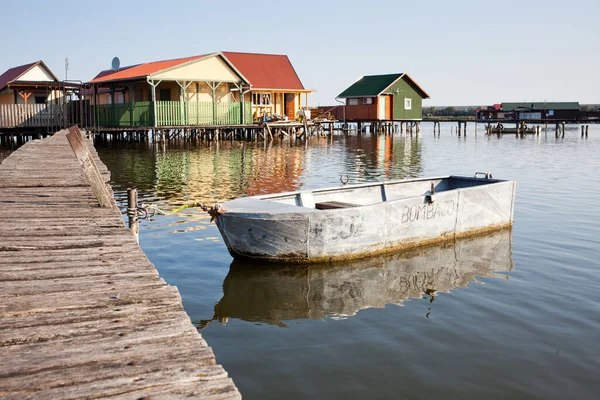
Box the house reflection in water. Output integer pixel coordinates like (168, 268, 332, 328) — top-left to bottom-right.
(200, 229, 513, 327)
(243, 142, 305, 196)
(97, 140, 306, 205)
(342, 135, 423, 181)
(97, 133, 425, 211)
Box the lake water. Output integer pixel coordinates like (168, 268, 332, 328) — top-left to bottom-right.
(93, 123, 600, 400)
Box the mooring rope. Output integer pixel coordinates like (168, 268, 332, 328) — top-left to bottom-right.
(122, 201, 224, 221)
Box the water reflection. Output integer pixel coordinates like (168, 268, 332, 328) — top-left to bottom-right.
(95, 135, 424, 212)
(342, 135, 423, 181)
(201, 229, 513, 327)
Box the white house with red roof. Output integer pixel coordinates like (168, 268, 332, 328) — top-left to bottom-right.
(0, 60, 61, 105)
(88, 51, 312, 128)
(0, 61, 77, 130)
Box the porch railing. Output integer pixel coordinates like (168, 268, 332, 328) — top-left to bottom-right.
(96, 101, 154, 127)
(96, 101, 253, 128)
(0, 104, 65, 129)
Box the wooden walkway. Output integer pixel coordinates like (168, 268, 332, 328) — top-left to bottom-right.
(0, 131, 240, 398)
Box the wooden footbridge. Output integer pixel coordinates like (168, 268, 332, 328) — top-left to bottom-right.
(0, 128, 240, 398)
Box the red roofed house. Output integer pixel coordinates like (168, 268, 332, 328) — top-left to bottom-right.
(221, 52, 312, 121)
(89, 53, 252, 128)
(88, 51, 311, 128)
(0, 60, 61, 105)
(0, 61, 72, 129)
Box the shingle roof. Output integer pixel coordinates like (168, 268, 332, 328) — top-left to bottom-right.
(501, 102, 580, 111)
(89, 52, 306, 90)
(222, 51, 305, 91)
(0, 61, 57, 90)
(338, 73, 403, 98)
(91, 64, 140, 82)
(89, 55, 208, 83)
(337, 73, 430, 99)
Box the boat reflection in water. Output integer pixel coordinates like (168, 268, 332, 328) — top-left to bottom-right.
(202, 229, 513, 327)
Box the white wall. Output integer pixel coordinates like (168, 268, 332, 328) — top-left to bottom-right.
(19, 64, 56, 82)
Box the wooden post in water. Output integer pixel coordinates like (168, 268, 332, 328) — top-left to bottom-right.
(586, 125, 589, 137)
(127, 188, 139, 243)
(582, 125, 585, 137)
(562, 122, 565, 137)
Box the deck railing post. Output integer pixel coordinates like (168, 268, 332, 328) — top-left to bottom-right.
(127, 188, 139, 243)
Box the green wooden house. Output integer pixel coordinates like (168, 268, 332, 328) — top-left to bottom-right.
(337, 73, 430, 121)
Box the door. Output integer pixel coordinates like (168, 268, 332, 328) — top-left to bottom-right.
(378, 96, 387, 120)
(285, 93, 296, 120)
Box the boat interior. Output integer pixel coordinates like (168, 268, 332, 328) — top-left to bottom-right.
(264, 175, 501, 209)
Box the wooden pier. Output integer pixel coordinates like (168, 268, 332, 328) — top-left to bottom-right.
(0, 129, 240, 398)
(90, 119, 332, 142)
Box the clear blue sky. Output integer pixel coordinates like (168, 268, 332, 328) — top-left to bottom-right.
(1, 0, 598, 106)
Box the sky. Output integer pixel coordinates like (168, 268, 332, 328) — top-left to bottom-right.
(1, 0, 598, 106)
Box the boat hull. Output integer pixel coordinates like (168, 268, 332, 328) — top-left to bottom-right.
(487, 128, 537, 134)
(215, 176, 516, 263)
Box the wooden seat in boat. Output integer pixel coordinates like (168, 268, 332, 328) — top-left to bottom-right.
(315, 201, 360, 210)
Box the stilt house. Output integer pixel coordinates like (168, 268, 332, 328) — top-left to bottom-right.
(89, 53, 252, 128)
(337, 73, 429, 121)
(0, 61, 78, 130)
(89, 51, 312, 128)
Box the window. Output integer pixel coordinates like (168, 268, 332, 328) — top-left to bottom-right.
(34, 96, 46, 104)
(347, 98, 359, 105)
(252, 92, 272, 106)
(159, 88, 171, 101)
(404, 98, 412, 110)
(362, 97, 373, 104)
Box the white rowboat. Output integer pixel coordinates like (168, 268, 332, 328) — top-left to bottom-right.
(215, 173, 516, 263)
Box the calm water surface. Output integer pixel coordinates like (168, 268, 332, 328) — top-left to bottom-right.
(95, 123, 600, 399)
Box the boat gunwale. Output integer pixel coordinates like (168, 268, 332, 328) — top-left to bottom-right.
(223, 176, 512, 216)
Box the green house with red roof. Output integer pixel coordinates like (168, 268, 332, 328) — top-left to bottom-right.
(337, 73, 430, 121)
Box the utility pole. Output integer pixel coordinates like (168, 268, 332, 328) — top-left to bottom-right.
(65, 57, 69, 81)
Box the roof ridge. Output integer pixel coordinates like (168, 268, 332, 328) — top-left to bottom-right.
(362, 72, 404, 77)
(222, 51, 289, 57)
(0, 60, 46, 90)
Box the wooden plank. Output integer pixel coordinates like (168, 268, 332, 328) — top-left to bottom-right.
(65, 126, 114, 207)
(315, 200, 360, 209)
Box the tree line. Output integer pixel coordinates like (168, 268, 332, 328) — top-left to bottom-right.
(423, 106, 479, 117)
